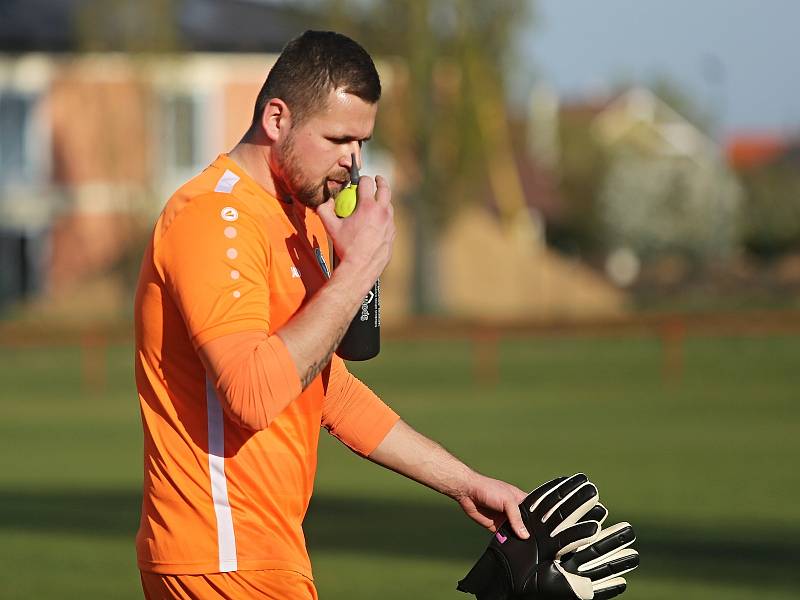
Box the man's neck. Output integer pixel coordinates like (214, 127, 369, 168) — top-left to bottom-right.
(228, 140, 281, 200)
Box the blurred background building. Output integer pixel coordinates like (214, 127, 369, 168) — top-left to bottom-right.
(0, 0, 310, 320)
(2, 0, 800, 326)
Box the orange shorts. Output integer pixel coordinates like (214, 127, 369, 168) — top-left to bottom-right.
(140, 569, 318, 600)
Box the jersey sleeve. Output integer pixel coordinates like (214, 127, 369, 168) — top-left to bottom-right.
(157, 193, 271, 348)
(321, 354, 400, 456)
(199, 330, 302, 431)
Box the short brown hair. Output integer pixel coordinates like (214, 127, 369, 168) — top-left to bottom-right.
(251, 30, 381, 127)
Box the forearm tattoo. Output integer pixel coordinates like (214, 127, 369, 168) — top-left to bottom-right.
(300, 323, 348, 389)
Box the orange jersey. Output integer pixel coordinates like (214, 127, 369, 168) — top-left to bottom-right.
(134, 154, 398, 577)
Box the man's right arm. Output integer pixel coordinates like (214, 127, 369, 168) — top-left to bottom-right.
(275, 257, 381, 389)
(198, 175, 394, 430)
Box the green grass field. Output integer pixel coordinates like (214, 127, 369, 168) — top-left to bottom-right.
(1, 333, 798, 599)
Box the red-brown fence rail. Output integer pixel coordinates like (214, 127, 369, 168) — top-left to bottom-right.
(2, 310, 800, 391)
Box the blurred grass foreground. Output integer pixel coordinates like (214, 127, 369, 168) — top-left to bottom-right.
(1, 331, 798, 599)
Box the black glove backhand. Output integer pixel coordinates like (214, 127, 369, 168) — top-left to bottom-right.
(553, 521, 640, 600)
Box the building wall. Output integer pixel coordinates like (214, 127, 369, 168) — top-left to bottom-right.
(1, 52, 625, 321)
(1, 53, 278, 303)
(49, 61, 151, 185)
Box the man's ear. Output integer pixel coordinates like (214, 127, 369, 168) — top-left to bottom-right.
(262, 98, 292, 143)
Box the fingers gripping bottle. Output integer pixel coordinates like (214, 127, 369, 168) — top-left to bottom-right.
(333, 153, 380, 361)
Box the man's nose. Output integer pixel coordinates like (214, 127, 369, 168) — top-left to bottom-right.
(344, 143, 361, 171)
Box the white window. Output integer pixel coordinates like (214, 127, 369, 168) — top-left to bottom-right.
(164, 93, 200, 170)
(0, 91, 37, 184)
(160, 91, 216, 188)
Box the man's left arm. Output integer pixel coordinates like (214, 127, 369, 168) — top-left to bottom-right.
(321, 358, 530, 540)
(367, 420, 531, 540)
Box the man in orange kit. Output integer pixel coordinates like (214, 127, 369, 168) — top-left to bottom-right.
(134, 31, 537, 599)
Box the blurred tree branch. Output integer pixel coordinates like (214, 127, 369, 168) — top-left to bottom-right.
(740, 161, 800, 259)
(313, 0, 535, 313)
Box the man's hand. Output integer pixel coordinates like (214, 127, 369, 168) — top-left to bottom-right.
(276, 175, 395, 390)
(317, 174, 395, 296)
(455, 473, 530, 539)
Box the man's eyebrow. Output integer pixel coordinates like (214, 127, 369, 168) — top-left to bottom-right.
(328, 133, 372, 142)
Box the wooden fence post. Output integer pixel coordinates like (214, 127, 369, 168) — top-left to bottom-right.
(660, 318, 685, 383)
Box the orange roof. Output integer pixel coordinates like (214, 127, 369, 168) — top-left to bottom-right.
(726, 134, 787, 170)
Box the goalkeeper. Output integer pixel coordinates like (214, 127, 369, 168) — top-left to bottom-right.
(135, 30, 581, 600)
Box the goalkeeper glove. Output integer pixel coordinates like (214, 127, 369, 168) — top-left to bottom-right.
(457, 474, 602, 600)
(550, 521, 640, 600)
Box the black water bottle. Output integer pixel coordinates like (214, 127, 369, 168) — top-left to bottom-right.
(336, 277, 380, 361)
(332, 153, 380, 361)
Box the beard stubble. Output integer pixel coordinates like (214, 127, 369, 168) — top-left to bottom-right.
(278, 132, 348, 208)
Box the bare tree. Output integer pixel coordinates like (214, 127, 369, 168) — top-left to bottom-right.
(314, 0, 536, 313)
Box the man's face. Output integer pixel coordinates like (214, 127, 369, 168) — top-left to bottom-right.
(275, 88, 377, 208)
